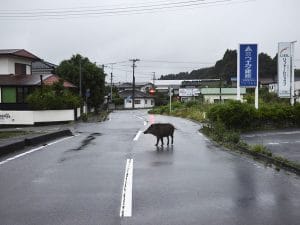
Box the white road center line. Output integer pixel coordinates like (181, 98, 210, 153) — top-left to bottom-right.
(120, 158, 133, 217)
(133, 130, 142, 141)
(0, 135, 78, 166)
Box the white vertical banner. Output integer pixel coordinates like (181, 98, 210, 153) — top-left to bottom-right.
(278, 42, 291, 98)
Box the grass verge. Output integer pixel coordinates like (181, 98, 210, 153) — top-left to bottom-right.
(0, 131, 32, 139)
(201, 124, 300, 175)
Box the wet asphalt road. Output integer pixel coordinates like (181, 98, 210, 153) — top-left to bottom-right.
(0, 110, 300, 225)
(242, 129, 300, 162)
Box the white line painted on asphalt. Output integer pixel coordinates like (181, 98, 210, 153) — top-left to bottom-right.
(133, 130, 142, 141)
(120, 158, 133, 217)
(134, 115, 144, 121)
(0, 135, 78, 166)
(267, 142, 280, 145)
(243, 130, 300, 138)
(198, 132, 209, 141)
(144, 121, 147, 126)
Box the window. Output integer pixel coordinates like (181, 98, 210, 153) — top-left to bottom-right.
(145, 100, 148, 104)
(151, 100, 154, 105)
(134, 99, 141, 104)
(2, 87, 17, 103)
(16, 87, 29, 103)
(15, 63, 26, 75)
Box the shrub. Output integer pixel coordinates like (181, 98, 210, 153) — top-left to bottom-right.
(26, 80, 82, 110)
(207, 100, 257, 130)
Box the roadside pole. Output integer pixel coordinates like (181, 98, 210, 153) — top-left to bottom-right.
(291, 41, 297, 106)
(237, 48, 241, 101)
(255, 45, 259, 109)
(169, 86, 172, 113)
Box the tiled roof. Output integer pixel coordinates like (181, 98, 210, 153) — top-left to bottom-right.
(119, 89, 153, 98)
(0, 74, 76, 88)
(32, 60, 57, 70)
(0, 49, 40, 60)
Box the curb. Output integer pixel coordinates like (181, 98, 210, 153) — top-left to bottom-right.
(0, 129, 73, 157)
(237, 146, 300, 176)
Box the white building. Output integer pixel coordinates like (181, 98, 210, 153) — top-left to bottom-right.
(201, 88, 246, 103)
(269, 81, 300, 102)
(119, 90, 155, 109)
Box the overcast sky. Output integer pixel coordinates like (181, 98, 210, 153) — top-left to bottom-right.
(1, 0, 299, 82)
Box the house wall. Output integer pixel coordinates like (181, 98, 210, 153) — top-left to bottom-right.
(0, 109, 76, 125)
(124, 98, 154, 109)
(0, 57, 32, 75)
(203, 94, 244, 104)
(0, 58, 9, 75)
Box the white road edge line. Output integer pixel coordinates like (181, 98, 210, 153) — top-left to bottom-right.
(0, 135, 78, 166)
(198, 132, 209, 141)
(120, 158, 133, 217)
(133, 130, 142, 141)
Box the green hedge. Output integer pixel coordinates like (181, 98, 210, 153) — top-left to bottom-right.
(207, 100, 300, 130)
(27, 81, 82, 110)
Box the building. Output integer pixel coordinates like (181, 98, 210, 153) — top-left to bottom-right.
(201, 87, 246, 103)
(0, 49, 78, 125)
(119, 90, 155, 109)
(32, 60, 57, 75)
(114, 82, 153, 93)
(269, 80, 300, 102)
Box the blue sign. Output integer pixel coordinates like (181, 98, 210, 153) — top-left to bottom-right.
(239, 44, 258, 87)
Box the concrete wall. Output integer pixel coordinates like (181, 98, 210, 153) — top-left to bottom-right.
(0, 109, 78, 125)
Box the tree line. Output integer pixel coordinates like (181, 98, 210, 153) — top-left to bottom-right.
(160, 49, 300, 82)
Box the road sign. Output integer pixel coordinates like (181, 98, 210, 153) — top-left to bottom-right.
(278, 42, 291, 98)
(239, 44, 258, 87)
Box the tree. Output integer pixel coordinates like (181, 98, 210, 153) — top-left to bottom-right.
(26, 79, 81, 110)
(56, 54, 106, 111)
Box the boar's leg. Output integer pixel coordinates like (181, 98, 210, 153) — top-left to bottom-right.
(155, 137, 159, 146)
(171, 134, 174, 145)
(167, 136, 169, 145)
(160, 137, 164, 146)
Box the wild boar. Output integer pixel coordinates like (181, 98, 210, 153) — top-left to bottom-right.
(144, 123, 175, 146)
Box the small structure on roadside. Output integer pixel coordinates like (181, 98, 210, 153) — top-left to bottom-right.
(201, 87, 246, 103)
(119, 90, 155, 109)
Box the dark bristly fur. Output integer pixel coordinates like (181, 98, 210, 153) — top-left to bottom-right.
(144, 123, 175, 146)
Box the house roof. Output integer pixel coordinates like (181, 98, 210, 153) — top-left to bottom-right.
(119, 90, 153, 99)
(32, 60, 57, 70)
(0, 74, 76, 88)
(115, 82, 153, 88)
(0, 49, 40, 61)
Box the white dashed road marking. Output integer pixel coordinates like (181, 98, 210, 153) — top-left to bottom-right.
(133, 130, 142, 141)
(120, 158, 133, 217)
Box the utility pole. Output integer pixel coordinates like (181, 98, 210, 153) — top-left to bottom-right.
(152, 72, 156, 85)
(110, 64, 114, 103)
(129, 59, 140, 109)
(219, 75, 222, 103)
(79, 58, 82, 97)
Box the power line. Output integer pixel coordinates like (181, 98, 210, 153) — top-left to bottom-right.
(140, 59, 214, 64)
(0, 0, 254, 19)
